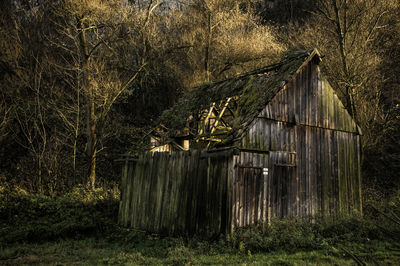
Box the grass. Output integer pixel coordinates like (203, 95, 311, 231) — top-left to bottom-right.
(0, 185, 399, 265)
(1, 237, 399, 265)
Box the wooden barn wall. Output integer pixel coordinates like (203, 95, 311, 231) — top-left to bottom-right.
(238, 60, 362, 218)
(118, 150, 233, 236)
(259, 61, 358, 133)
(240, 119, 361, 218)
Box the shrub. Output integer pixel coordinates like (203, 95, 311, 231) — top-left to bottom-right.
(231, 219, 324, 253)
(230, 206, 400, 254)
(0, 185, 120, 245)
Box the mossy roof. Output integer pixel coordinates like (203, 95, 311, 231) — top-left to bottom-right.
(159, 49, 321, 142)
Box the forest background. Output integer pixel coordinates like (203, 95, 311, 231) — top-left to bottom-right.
(0, 0, 399, 195)
(0, 0, 400, 264)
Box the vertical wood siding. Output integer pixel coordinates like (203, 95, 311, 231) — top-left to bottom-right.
(232, 152, 269, 228)
(259, 62, 358, 133)
(118, 150, 233, 236)
(239, 60, 362, 218)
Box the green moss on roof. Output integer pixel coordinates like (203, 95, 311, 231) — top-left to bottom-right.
(159, 49, 319, 136)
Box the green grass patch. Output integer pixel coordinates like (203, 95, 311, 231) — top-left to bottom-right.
(0, 237, 399, 265)
(1, 186, 399, 265)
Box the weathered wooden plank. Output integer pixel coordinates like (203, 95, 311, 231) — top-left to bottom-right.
(222, 155, 230, 232)
(286, 83, 292, 123)
(316, 128, 322, 216)
(343, 132, 349, 215)
(336, 131, 342, 215)
(140, 152, 152, 229)
(263, 153, 268, 222)
(160, 152, 173, 232)
(256, 154, 263, 223)
(252, 156, 258, 224)
(327, 130, 334, 216)
(319, 78, 325, 126)
(311, 127, 318, 216)
(137, 154, 149, 226)
(232, 155, 240, 230)
(226, 153, 233, 234)
(343, 132, 350, 215)
(303, 126, 308, 217)
(195, 152, 207, 234)
(153, 152, 167, 232)
(244, 154, 250, 226)
(356, 135, 362, 214)
(119, 159, 131, 226)
(345, 135, 351, 214)
(132, 154, 143, 227)
(232, 155, 237, 228)
(218, 156, 226, 234)
(184, 150, 194, 234)
(146, 152, 158, 231)
(311, 64, 317, 128)
(128, 154, 139, 228)
(213, 156, 223, 235)
(125, 162, 135, 226)
(237, 155, 242, 227)
(176, 152, 187, 233)
(322, 131, 329, 216)
(245, 153, 250, 226)
(174, 152, 185, 234)
(293, 126, 301, 217)
(306, 63, 311, 126)
(284, 86, 289, 122)
(265, 119, 271, 151)
(337, 132, 345, 215)
(293, 70, 300, 125)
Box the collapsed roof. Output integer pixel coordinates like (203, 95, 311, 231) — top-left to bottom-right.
(156, 49, 322, 148)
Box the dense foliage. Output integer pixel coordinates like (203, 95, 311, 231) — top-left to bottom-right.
(0, 0, 398, 194)
(0, 186, 399, 264)
(0, 185, 120, 244)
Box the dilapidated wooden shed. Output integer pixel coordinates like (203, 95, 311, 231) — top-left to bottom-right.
(118, 49, 362, 237)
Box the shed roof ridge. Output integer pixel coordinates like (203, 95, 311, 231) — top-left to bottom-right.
(193, 48, 318, 90)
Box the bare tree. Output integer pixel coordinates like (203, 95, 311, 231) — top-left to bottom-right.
(169, 0, 284, 87)
(313, 0, 394, 123)
(49, 0, 154, 189)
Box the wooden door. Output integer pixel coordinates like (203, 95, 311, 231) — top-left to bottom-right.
(232, 152, 269, 228)
(269, 151, 297, 219)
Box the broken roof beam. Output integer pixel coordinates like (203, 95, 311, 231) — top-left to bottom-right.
(210, 97, 232, 134)
(211, 107, 230, 128)
(198, 103, 215, 137)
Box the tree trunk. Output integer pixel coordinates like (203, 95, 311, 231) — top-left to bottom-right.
(78, 16, 97, 189)
(204, 10, 211, 82)
(87, 82, 97, 190)
(332, 0, 358, 124)
(37, 157, 42, 193)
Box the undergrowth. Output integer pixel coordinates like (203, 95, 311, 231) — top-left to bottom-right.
(230, 190, 400, 254)
(0, 185, 120, 244)
(0, 185, 399, 265)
